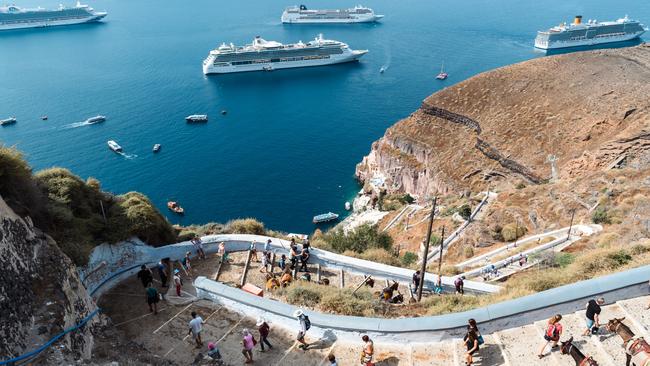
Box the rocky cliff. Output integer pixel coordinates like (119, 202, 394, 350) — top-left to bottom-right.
(0, 195, 99, 362)
(356, 44, 650, 198)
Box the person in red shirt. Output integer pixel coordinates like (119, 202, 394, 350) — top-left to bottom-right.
(256, 317, 273, 352)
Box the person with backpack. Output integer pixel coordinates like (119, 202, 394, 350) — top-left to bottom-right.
(241, 329, 255, 364)
(206, 342, 223, 365)
(468, 319, 484, 346)
(137, 264, 154, 288)
(463, 328, 480, 365)
(455, 276, 465, 295)
(583, 297, 605, 335)
(360, 335, 374, 366)
(157, 260, 168, 287)
(145, 283, 159, 315)
(256, 317, 273, 352)
(538, 314, 563, 359)
(293, 309, 311, 350)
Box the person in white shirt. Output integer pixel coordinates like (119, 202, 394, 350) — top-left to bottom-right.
(188, 311, 205, 347)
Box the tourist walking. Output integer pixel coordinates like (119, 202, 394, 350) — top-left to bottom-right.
(538, 314, 563, 358)
(455, 276, 465, 295)
(264, 239, 272, 253)
(328, 354, 337, 366)
(173, 269, 183, 297)
(290, 242, 300, 268)
(145, 283, 159, 314)
(218, 242, 230, 263)
(137, 264, 154, 288)
(279, 254, 287, 271)
(299, 246, 310, 272)
(412, 270, 421, 293)
(583, 297, 605, 335)
(188, 311, 205, 348)
(191, 236, 206, 260)
(182, 251, 192, 273)
(463, 328, 480, 365)
(302, 236, 310, 250)
(294, 309, 311, 350)
(468, 319, 484, 346)
(434, 275, 443, 295)
(257, 317, 273, 352)
(241, 329, 255, 363)
(157, 260, 168, 287)
(360, 335, 374, 366)
(250, 241, 259, 262)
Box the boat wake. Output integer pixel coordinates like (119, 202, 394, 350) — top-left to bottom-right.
(62, 121, 93, 129)
(117, 152, 138, 160)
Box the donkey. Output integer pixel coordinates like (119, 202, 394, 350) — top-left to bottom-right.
(606, 318, 650, 366)
(560, 337, 598, 366)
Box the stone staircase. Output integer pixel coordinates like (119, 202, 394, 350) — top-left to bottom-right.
(324, 295, 650, 366)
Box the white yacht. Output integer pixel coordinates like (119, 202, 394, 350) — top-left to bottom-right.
(203, 34, 368, 74)
(1, 117, 17, 126)
(85, 115, 106, 124)
(281, 5, 383, 24)
(107, 140, 122, 152)
(0, 1, 107, 31)
(185, 114, 208, 122)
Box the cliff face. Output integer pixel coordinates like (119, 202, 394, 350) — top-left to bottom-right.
(357, 45, 650, 198)
(0, 195, 98, 362)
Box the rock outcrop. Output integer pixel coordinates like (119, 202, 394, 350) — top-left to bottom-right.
(0, 195, 99, 362)
(356, 44, 650, 198)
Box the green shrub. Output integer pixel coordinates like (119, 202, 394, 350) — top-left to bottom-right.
(592, 207, 611, 224)
(463, 246, 474, 258)
(424, 294, 480, 315)
(501, 223, 527, 242)
(554, 253, 575, 268)
(458, 204, 472, 220)
(401, 251, 418, 266)
(324, 224, 393, 253)
(515, 183, 526, 189)
(345, 248, 401, 267)
(226, 218, 266, 235)
(286, 286, 322, 307)
(631, 244, 650, 255)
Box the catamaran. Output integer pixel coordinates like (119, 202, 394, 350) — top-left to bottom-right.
(436, 63, 448, 80)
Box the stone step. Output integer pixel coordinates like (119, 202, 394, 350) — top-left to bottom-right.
(412, 342, 455, 366)
(531, 320, 574, 366)
(617, 295, 650, 337)
(496, 324, 552, 366)
(558, 311, 615, 366)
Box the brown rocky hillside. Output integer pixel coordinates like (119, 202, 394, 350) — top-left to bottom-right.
(357, 44, 650, 197)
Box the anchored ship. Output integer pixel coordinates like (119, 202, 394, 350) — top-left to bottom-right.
(535, 15, 647, 50)
(281, 4, 383, 24)
(0, 1, 107, 31)
(202, 34, 368, 74)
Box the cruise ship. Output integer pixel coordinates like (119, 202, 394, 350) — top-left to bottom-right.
(202, 34, 368, 74)
(0, 1, 107, 31)
(281, 5, 383, 24)
(535, 15, 647, 50)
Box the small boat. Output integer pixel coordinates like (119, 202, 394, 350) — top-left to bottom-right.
(153, 144, 161, 153)
(86, 115, 106, 124)
(167, 201, 184, 215)
(262, 65, 274, 72)
(345, 201, 352, 211)
(221, 110, 227, 115)
(436, 63, 448, 80)
(41, 115, 48, 120)
(107, 140, 122, 153)
(185, 114, 208, 123)
(313, 212, 339, 224)
(0, 117, 17, 126)
(379, 66, 386, 73)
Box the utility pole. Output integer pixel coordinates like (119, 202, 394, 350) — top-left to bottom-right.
(417, 196, 437, 302)
(567, 209, 576, 241)
(437, 226, 446, 276)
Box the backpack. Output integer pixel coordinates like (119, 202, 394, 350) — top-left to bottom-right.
(546, 324, 559, 340)
(303, 315, 311, 331)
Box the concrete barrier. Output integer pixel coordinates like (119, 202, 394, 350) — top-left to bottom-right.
(194, 265, 650, 341)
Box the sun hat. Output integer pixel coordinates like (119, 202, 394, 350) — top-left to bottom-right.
(256, 317, 266, 327)
(293, 309, 304, 318)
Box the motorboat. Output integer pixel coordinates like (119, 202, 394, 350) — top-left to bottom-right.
(153, 144, 161, 153)
(86, 115, 106, 124)
(167, 201, 184, 215)
(186, 114, 208, 123)
(41, 115, 48, 120)
(107, 140, 122, 152)
(0, 117, 17, 126)
(313, 212, 339, 224)
(345, 201, 352, 211)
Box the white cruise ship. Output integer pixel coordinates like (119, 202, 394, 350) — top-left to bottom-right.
(281, 5, 383, 24)
(0, 1, 106, 31)
(535, 15, 646, 50)
(202, 34, 368, 74)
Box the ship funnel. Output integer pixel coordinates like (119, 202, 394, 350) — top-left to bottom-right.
(574, 15, 582, 24)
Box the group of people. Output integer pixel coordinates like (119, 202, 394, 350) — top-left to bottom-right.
(411, 270, 445, 296)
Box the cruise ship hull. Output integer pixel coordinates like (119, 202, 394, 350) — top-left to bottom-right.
(203, 51, 367, 74)
(535, 30, 644, 50)
(281, 14, 383, 24)
(0, 13, 106, 31)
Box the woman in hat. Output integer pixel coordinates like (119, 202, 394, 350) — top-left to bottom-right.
(257, 317, 273, 351)
(173, 269, 183, 297)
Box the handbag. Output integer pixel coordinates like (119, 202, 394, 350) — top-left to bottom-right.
(477, 335, 485, 345)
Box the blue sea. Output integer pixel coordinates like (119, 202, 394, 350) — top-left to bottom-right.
(1, 0, 648, 233)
